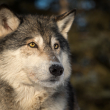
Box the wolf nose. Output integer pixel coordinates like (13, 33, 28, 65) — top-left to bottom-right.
(49, 65, 64, 76)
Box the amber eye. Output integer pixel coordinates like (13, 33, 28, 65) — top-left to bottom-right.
(28, 42, 37, 48)
(54, 43, 59, 49)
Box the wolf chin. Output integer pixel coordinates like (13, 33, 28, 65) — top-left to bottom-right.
(0, 4, 79, 110)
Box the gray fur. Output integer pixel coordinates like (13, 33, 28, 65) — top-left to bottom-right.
(0, 4, 79, 110)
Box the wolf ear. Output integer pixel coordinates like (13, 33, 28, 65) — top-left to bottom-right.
(0, 4, 20, 37)
(55, 9, 76, 39)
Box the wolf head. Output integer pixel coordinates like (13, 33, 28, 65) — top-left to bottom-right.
(0, 4, 76, 88)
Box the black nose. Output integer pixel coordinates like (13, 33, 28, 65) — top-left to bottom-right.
(49, 65, 64, 76)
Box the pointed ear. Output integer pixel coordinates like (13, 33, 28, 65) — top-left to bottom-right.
(55, 9, 76, 39)
(0, 4, 20, 37)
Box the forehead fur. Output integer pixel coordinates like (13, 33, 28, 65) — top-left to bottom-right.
(19, 15, 57, 35)
(0, 14, 70, 53)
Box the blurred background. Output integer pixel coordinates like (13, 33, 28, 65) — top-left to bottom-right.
(0, 0, 110, 110)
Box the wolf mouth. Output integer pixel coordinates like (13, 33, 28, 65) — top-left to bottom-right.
(41, 77, 60, 83)
(49, 76, 60, 82)
(50, 79, 59, 82)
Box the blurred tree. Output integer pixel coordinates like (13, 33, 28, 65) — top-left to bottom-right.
(59, 0, 69, 14)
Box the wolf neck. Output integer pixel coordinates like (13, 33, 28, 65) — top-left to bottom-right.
(14, 82, 52, 110)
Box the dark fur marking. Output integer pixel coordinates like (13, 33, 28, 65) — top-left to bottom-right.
(0, 79, 18, 109)
(55, 9, 76, 21)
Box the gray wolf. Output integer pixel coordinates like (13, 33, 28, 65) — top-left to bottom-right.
(0, 4, 79, 110)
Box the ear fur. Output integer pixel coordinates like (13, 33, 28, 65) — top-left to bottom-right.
(55, 9, 76, 39)
(0, 4, 20, 37)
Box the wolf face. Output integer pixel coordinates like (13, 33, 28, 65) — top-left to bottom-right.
(0, 5, 76, 88)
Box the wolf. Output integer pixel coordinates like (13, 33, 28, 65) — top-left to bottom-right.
(0, 4, 79, 110)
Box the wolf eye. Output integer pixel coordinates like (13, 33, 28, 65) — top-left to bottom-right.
(54, 43, 59, 49)
(28, 42, 38, 48)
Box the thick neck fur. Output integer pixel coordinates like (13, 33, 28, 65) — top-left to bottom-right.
(0, 51, 58, 109)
